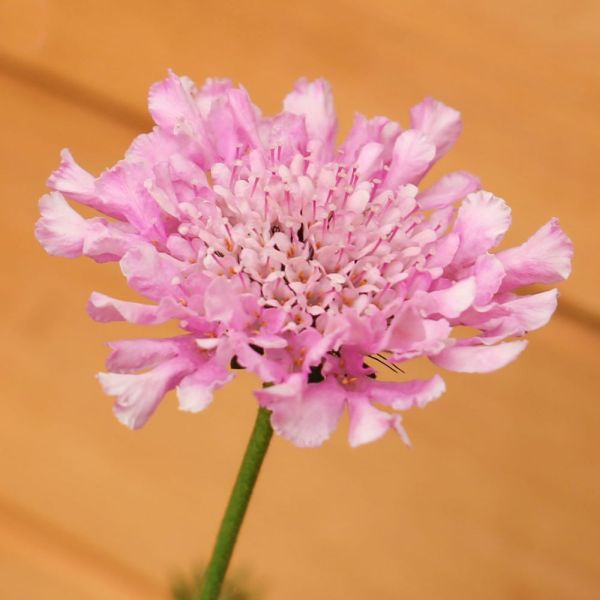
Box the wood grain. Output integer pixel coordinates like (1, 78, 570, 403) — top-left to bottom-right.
(0, 2, 599, 598)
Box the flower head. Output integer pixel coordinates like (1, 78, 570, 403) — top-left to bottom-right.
(35, 72, 573, 447)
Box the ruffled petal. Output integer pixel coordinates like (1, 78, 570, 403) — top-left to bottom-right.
(105, 338, 185, 372)
(98, 357, 193, 429)
(430, 340, 528, 373)
(256, 375, 345, 448)
(383, 129, 435, 189)
(414, 277, 477, 318)
(497, 218, 573, 291)
(35, 192, 85, 258)
(176, 359, 233, 412)
(463, 289, 559, 345)
(120, 244, 185, 300)
(347, 396, 395, 447)
(472, 254, 505, 306)
(367, 374, 446, 409)
(417, 171, 480, 210)
(453, 191, 512, 266)
(148, 70, 200, 133)
(87, 292, 184, 324)
(410, 97, 462, 159)
(47, 149, 96, 201)
(283, 78, 337, 152)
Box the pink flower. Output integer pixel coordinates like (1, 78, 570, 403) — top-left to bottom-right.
(35, 72, 573, 447)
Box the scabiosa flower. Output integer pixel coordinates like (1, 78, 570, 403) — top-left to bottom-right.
(35, 72, 573, 447)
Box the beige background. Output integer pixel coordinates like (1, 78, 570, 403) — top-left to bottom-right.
(0, 1, 599, 598)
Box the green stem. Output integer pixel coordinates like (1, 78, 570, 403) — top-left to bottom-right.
(199, 406, 274, 600)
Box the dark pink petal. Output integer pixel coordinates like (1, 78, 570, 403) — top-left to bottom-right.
(430, 340, 528, 373)
(453, 191, 511, 266)
(256, 375, 345, 448)
(410, 97, 462, 159)
(417, 171, 481, 210)
(497, 218, 573, 291)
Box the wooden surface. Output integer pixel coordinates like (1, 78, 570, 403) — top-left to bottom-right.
(1, 1, 599, 598)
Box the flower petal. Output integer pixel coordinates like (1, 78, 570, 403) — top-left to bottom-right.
(176, 359, 233, 413)
(453, 191, 512, 266)
(106, 337, 185, 372)
(120, 244, 184, 300)
(256, 375, 345, 448)
(98, 358, 193, 429)
(35, 192, 85, 258)
(347, 396, 395, 448)
(410, 97, 462, 159)
(47, 149, 96, 201)
(367, 375, 446, 409)
(415, 277, 477, 318)
(430, 340, 528, 373)
(283, 78, 337, 152)
(383, 129, 435, 189)
(417, 171, 481, 210)
(87, 292, 183, 324)
(497, 218, 573, 291)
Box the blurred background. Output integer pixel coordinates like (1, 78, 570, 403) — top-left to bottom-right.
(1, 1, 599, 598)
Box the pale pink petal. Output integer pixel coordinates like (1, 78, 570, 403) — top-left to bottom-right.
(87, 292, 183, 324)
(148, 70, 199, 133)
(383, 129, 435, 189)
(260, 112, 308, 160)
(453, 191, 512, 266)
(82, 221, 137, 262)
(283, 78, 337, 151)
(225, 86, 262, 148)
(430, 340, 528, 373)
(347, 396, 394, 447)
(256, 375, 345, 448)
(497, 218, 573, 291)
(47, 149, 96, 201)
(367, 375, 446, 409)
(176, 360, 233, 412)
(415, 277, 477, 318)
(465, 290, 559, 344)
(98, 357, 193, 429)
(204, 277, 242, 324)
(120, 244, 184, 300)
(106, 338, 184, 372)
(410, 97, 462, 159)
(339, 114, 400, 163)
(417, 171, 481, 210)
(35, 192, 85, 258)
(473, 254, 505, 306)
